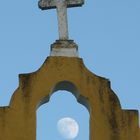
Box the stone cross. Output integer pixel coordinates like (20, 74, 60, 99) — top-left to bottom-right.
(38, 0, 84, 40)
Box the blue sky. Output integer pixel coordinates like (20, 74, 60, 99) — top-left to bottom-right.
(37, 91, 89, 140)
(0, 0, 140, 139)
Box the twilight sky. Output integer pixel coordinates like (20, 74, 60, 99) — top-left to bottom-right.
(0, 0, 140, 140)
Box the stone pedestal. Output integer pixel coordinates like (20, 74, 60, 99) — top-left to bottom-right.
(50, 40, 79, 57)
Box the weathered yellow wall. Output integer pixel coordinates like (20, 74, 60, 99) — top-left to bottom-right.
(0, 56, 139, 140)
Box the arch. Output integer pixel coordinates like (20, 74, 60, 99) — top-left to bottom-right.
(1, 56, 138, 140)
(37, 81, 90, 113)
(37, 89, 90, 140)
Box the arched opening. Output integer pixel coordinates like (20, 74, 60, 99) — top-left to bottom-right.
(36, 81, 90, 140)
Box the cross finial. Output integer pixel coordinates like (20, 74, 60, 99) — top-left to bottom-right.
(38, 0, 84, 40)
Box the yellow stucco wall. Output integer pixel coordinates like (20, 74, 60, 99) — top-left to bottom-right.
(0, 56, 139, 140)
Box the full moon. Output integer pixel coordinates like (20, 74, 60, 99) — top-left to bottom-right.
(57, 117, 79, 139)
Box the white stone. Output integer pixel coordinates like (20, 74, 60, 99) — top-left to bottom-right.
(50, 48, 79, 57)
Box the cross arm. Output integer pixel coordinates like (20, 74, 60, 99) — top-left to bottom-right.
(38, 0, 84, 10)
(67, 0, 84, 8)
(38, 0, 56, 10)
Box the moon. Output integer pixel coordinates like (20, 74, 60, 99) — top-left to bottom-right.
(57, 117, 79, 139)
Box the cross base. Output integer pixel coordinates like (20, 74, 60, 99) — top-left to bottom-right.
(50, 40, 79, 57)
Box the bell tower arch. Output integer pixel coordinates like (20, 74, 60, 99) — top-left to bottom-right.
(0, 55, 139, 140)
